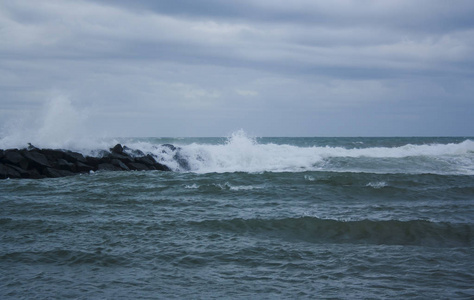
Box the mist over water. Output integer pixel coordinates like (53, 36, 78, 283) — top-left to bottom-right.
(0, 95, 113, 151)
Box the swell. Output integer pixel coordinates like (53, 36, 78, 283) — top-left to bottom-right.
(0, 249, 126, 267)
(193, 217, 473, 247)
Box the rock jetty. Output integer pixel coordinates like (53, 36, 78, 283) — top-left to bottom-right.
(0, 144, 171, 179)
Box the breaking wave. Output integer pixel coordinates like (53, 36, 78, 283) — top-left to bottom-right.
(123, 131, 474, 175)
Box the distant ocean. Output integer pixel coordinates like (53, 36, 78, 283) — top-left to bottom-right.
(1, 131, 473, 299)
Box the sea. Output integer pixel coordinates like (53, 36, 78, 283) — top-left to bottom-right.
(1, 131, 473, 299)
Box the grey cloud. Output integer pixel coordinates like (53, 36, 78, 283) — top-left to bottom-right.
(0, 0, 473, 137)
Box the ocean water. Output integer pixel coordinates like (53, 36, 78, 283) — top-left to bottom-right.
(1, 132, 473, 299)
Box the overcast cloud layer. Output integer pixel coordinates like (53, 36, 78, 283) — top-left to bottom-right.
(1, 0, 473, 137)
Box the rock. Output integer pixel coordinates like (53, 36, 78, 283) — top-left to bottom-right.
(110, 144, 124, 154)
(127, 162, 150, 171)
(3, 150, 28, 170)
(75, 162, 94, 172)
(63, 151, 87, 164)
(41, 149, 65, 161)
(22, 150, 51, 169)
(26, 168, 45, 179)
(43, 168, 75, 178)
(0, 163, 22, 179)
(1, 143, 171, 179)
(136, 154, 157, 166)
(107, 152, 133, 162)
(97, 163, 122, 171)
(27, 143, 39, 151)
(111, 159, 130, 171)
(55, 159, 77, 172)
(174, 151, 190, 171)
(128, 148, 145, 157)
(5, 164, 29, 178)
(154, 162, 171, 171)
(161, 144, 177, 151)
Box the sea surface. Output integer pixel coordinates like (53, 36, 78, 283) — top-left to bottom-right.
(1, 132, 473, 299)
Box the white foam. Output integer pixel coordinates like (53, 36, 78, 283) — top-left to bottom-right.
(366, 181, 388, 189)
(143, 131, 474, 174)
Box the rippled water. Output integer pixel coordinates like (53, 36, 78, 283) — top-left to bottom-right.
(1, 136, 473, 299)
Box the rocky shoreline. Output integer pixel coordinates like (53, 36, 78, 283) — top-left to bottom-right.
(0, 144, 171, 179)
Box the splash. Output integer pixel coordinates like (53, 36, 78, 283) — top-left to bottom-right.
(0, 95, 111, 151)
(134, 131, 474, 175)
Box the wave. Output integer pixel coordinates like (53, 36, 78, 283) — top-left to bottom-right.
(193, 216, 473, 247)
(124, 131, 474, 175)
(0, 249, 125, 267)
(2, 115, 473, 175)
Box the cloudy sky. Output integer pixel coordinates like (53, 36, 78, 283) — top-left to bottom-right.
(1, 0, 473, 137)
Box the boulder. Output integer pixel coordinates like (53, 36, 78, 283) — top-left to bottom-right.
(63, 151, 87, 164)
(22, 150, 51, 170)
(75, 162, 94, 172)
(3, 150, 29, 170)
(55, 159, 76, 172)
(5, 164, 29, 178)
(97, 163, 122, 171)
(111, 159, 130, 171)
(127, 162, 150, 171)
(43, 168, 75, 178)
(1, 143, 171, 179)
(110, 144, 124, 154)
(0, 163, 21, 179)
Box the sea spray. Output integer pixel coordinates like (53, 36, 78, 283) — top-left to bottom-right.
(122, 132, 474, 174)
(0, 95, 113, 151)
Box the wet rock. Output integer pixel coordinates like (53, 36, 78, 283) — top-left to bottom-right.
(43, 168, 75, 178)
(162, 144, 177, 151)
(127, 162, 150, 171)
(63, 151, 87, 164)
(22, 150, 51, 170)
(111, 159, 130, 171)
(55, 159, 77, 172)
(76, 162, 94, 172)
(0, 143, 172, 179)
(98, 163, 122, 171)
(0, 163, 22, 179)
(3, 150, 28, 170)
(110, 144, 124, 154)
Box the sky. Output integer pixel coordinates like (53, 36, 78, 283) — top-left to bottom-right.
(1, 0, 473, 138)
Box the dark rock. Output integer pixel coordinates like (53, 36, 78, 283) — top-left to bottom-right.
(43, 168, 74, 178)
(127, 162, 150, 171)
(98, 163, 122, 171)
(41, 149, 65, 161)
(27, 143, 39, 151)
(63, 151, 87, 164)
(174, 151, 190, 171)
(154, 162, 171, 171)
(27, 168, 45, 179)
(76, 162, 94, 173)
(111, 159, 130, 171)
(107, 152, 133, 162)
(110, 144, 124, 154)
(55, 159, 77, 172)
(136, 154, 157, 166)
(22, 150, 51, 169)
(5, 164, 29, 178)
(1, 143, 171, 179)
(161, 144, 177, 151)
(127, 148, 145, 157)
(3, 150, 28, 169)
(86, 156, 100, 165)
(0, 163, 22, 179)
